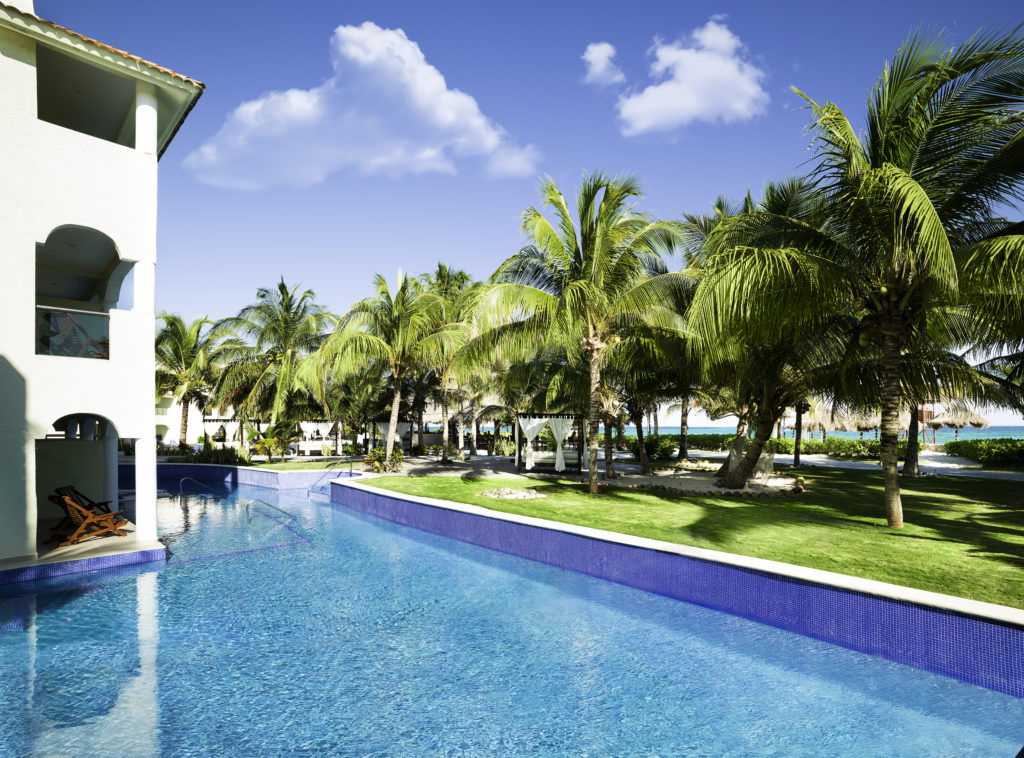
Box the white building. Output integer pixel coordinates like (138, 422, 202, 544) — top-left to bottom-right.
(0, 1, 202, 565)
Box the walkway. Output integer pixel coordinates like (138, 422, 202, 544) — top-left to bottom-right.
(395, 447, 1024, 485)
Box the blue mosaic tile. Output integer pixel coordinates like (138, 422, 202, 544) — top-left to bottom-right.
(330, 482, 1024, 699)
(0, 547, 166, 586)
(122, 463, 357, 492)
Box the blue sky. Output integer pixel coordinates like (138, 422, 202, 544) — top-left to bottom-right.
(36, 1, 1024, 425)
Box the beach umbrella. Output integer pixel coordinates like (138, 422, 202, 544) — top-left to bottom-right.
(803, 401, 852, 439)
(927, 405, 990, 441)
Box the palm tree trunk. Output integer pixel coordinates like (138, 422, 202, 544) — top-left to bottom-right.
(794, 403, 804, 467)
(587, 346, 603, 494)
(179, 398, 190, 448)
(653, 407, 659, 437)
(616, 417, 624, 450)
(903, 405, 921, 477)
(417, 408, 424, 450)
(440, 392, 450, 461)
(880, 331, 904, 528)
(715, 412, 750, 477)
(676, 403, 689, 461)
(631, 407, 652, 475)
(720, 408, 776, 489)
(385, 384, 402, 458)
(603, 413, 616, 479)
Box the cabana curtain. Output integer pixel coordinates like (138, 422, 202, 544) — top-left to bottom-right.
(547, 417, 572, 472)
(518, 417, 549, 470)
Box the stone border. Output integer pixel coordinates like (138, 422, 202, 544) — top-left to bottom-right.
(330, 476, 1024, 698)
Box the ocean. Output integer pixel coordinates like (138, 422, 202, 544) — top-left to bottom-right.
(648, 425, 1024, 444)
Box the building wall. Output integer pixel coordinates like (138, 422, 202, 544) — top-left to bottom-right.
(155, 397, 207, 446)
(0, 27, 158, 560)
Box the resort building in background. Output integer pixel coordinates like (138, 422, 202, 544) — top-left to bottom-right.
(0, 0, 202, 565)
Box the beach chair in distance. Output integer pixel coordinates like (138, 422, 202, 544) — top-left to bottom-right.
(752, 451, 776, 484)
(726, 437, 748, 472)
(53, 495, 128, 547)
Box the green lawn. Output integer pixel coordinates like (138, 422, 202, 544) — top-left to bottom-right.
(365, 469, 1024, 609)
(253, 458, 359, 470)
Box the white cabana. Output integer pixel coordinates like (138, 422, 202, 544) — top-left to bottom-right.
(515, 413, 581, 473)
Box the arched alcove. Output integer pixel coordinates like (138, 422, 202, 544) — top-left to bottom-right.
(35, 225, 133, 360)
(36, 413, 122, 535)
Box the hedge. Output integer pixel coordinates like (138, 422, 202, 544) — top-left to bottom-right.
(944, 438, 1024, 468)
(625, 434, 678, 462)
(683, 434, 908, 460)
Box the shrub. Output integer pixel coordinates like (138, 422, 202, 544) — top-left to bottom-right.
(196, 446, 250, 466)
(341, 443, 362, 457)
(945, 438, 1024, 468)
(625, 434, 677, 462)
(493, 436, 516, 456)
(364, 447, 405, 473)
(320, 442, 334, 456)
(444, 443, 461, 459)
(763, 437, 908, 460)
(410, 444, 429, 456)
(684, 434, 735, 451)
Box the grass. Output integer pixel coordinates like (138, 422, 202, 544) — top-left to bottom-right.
(365, 468, 1024, 609)
(252, 458, 359, 470)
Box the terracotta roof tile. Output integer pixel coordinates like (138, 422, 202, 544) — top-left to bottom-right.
(0, 2, 204, 90)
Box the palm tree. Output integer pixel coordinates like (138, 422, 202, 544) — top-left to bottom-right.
(419, 264, 476, 461)
(690, 29, 1024, 521)
(791, 31, 1024, 525)
(479, 171, 687, 493)
(320, 272, 448, 458)
(215, 279, 333, 428)
(155, 314, 225, 447)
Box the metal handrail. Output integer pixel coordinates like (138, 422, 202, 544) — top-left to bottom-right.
(306, 458, 352, 500)
(35, 303, 109, 317)
(245, 498, 299, 523)
(178, 477, 218, 497)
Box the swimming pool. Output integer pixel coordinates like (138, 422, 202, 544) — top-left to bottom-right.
(1, 483, 1021, 756)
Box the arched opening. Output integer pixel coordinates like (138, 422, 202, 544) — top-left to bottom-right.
(35, 225, 133, 360)
(35, 413, 129, 552)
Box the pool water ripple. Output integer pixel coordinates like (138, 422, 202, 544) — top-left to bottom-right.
(0, 484, 1021, 757)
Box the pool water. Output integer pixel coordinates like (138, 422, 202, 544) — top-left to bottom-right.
(1, 484, 1022, 756)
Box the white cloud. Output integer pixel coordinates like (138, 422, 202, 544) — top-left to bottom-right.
(616, 19, 768, 136)
(184, 22, 541, 189)
(582, 42, 625, 86)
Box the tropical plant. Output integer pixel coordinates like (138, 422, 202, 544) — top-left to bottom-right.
(688, 29, 1024, 522)
(252, 421, 302, 463)
(155, 313, 225, 447)
(420, 264, 477, 461)
(478, 170, 688, 493)
(319, 273, 449, 458)
(215, 279, 333, 429)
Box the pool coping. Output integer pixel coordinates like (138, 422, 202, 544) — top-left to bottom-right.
(0, 540, 167, 585)
(334, 477, 1024, 628)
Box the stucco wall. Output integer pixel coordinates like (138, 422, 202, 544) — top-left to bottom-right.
(0, 27, 158, 559)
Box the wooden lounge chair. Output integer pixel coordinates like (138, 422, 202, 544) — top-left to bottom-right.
(55, 485, 114, 514)
(52, 495, 128, 547)
(46, 486, 118, 543)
